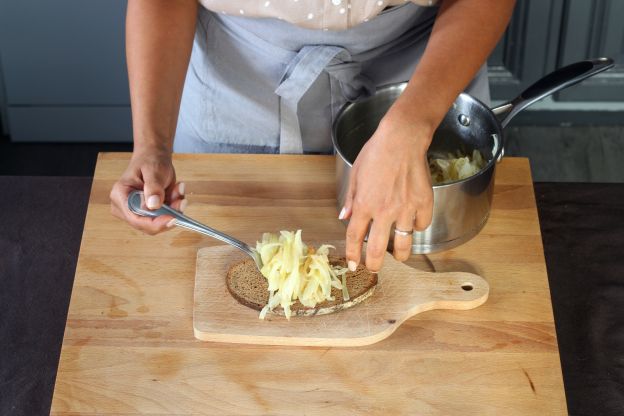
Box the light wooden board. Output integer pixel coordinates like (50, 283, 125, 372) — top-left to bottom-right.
(194, 242, 489, 346)
(51, 154, 567, 415)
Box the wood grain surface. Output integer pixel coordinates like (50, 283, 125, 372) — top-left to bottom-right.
(51, 153, 567, 415)
(195, 243, 489, 346)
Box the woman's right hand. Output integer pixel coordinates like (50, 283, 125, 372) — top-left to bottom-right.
(110, 148, 186, 235)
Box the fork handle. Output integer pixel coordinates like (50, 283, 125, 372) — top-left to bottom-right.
(160, 205, 256, 259)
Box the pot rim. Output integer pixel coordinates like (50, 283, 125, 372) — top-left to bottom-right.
(331, 83, 504, 188)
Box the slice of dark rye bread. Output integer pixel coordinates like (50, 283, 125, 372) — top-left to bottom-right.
(226, 256, 377, 317)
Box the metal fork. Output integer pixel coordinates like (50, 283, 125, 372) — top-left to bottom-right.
(127, 190, 262, 270)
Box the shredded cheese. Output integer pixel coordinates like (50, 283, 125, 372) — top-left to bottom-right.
(255, 230, 349, 320)
(429, 149, 486, 185)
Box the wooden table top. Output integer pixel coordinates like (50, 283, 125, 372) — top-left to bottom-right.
(51, 153, 567, 415)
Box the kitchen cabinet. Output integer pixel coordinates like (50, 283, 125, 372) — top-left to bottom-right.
(556, 0, 624, 102)
(487, 0, 563, 100)
(487, 0, 624, 124)
(0, 0, 131, 141)
(0, 0, 622, 142)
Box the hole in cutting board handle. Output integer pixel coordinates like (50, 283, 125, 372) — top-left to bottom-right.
(461, 283, 474, 291)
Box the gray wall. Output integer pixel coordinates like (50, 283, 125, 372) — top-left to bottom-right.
(0, 0, 622, 142)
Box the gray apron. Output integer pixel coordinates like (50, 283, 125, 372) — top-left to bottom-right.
(174, 3, 490, 154)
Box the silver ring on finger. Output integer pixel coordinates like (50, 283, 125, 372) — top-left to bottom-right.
(394, 228, 413, 237)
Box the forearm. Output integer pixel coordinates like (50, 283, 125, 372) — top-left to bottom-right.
(126, 0, 198, 155)
(386, 0, 516, 147)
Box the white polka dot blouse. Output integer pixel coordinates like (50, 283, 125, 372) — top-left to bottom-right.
(200, 0, 439, 31)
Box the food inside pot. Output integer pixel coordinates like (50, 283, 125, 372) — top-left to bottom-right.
(428, 149, 486, 185)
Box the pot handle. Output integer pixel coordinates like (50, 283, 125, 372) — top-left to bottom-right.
(491, 57, 614, 128)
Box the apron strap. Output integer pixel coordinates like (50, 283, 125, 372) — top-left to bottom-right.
(274, 45, 375, 154)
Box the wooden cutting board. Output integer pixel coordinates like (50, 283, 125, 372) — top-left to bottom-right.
(52, 154, 567, 415)
(194, 242, 489, 347)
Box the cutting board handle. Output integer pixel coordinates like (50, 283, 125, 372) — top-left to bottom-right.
(403, 271, 489, 319)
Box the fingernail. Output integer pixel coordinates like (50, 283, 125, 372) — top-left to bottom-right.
(338, 207, 347, 220)
(348, 260, 357, 272)
(179, 199, 188, 213)
(166, 218, 176, 228)
(146, 195, 160, 209)
(179, 182, 186, 196)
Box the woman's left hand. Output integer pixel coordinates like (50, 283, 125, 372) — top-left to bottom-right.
(337, 0, 517, 273)
(341, 109, 434, 273)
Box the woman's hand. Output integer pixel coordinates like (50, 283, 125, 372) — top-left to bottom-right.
(337, 0, 515, 271)
(110, 148, 186, 235)
(111, 0, 197, 234)
(341, 109, 434, 273)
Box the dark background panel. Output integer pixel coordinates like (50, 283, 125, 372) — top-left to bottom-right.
(0, 0, 623, 143)
(487, 0, 564, 100)
(0, 0, 129, 106)
(7, 107, 132, 143)
(0, 0, 131, 142)
(0, 177, 92, 416)
(556, 0, 624, 102)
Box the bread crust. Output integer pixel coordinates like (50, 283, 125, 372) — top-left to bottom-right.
(226, 256, 377, 317)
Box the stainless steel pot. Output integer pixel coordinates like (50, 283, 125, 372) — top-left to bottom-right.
(333, 58, 614, 253)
